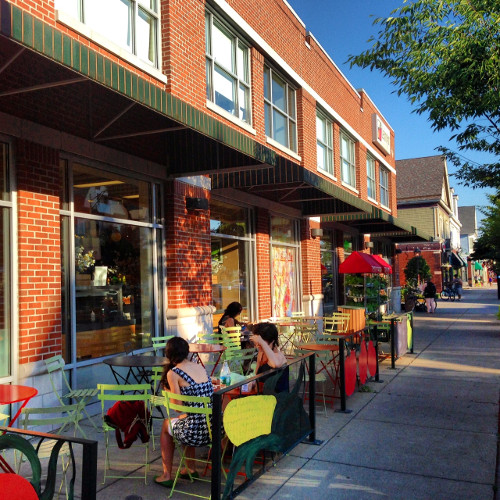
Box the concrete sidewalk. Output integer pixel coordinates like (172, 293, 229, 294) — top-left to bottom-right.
(90, 286, 499, 500)
(237, 285, 500, 500)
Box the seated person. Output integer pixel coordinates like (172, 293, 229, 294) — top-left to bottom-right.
(155, 337, 213, 487)
(250, 323, 289, 393)
(218, 302, 245, 334)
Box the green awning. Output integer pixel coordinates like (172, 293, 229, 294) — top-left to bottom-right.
(321, 206, 432, 241)
(474, 261, 483, 271)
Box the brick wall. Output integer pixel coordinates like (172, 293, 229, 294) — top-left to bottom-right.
(164, 180, 211, 309)
(16, 139, 61, 364)
(255, 207, 271, 320)
(300, 219, 321, 297)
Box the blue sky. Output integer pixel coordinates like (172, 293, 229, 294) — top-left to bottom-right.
(287, 0, 494, 220)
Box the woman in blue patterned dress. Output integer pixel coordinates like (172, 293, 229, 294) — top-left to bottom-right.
(155, 337, 213, 487)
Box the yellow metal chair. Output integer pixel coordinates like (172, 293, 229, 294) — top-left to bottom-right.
(323, 313, 350, 335)
(44, 355, 99, 436)
(97, 383, 151, 484)
(162, 390, 220, 499)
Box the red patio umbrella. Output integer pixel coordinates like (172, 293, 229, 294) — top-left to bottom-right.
(370, 254, 392, 274)
(338, 251, 383, 274)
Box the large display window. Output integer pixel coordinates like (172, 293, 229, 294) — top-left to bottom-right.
(60, 161, 163, 362)
(320, 231, 337, 315)
(210, 200, 254, 325)
(0, 142, 11, 379)
(270, 216, 300, 317)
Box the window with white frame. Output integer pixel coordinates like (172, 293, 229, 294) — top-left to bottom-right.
(205, 11, 251, 123)
(367, 155, 376, 200)
(379, 168, 389, 207)
(340, 131, 356, 188)
(317, 110, 333, 175)
(264, 66, 297, 152)
(55, 0, 159, 67)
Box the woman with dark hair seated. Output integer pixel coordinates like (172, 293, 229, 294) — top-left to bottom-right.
(155, 337, 213, 488)
(217, 301, 245, 333)
(250, 323, 289, 393)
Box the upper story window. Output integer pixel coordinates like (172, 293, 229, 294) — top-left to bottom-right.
(366, 155, 376, 200)
(55, 0, 159, 67)
(317, 110, 333, 176)
(379, 168, 389, 208)
(340, 131, 356, 188)
(264, 66, 297, 152)
(205, 11, 251, 123)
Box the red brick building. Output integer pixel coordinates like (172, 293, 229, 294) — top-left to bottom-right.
(0, 0, 428, 401)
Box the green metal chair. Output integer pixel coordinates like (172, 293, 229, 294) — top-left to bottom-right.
(44, 355, 99, 436)
(97, 383, 151, 484)
(20, 403, 83, 499)
(151, 335, 174, 356)
(162, 390, 219, 499)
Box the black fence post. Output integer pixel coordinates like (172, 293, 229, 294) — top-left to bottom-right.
(211, 392, 223, 500)
(409, 311, 414, 354)
(81, 439, 98, 500)
(308, 354, 316, 443)
(390, 318, 396, 369)
(338, 337, 347, 412)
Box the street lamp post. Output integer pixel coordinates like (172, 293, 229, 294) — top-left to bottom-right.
(414, 247, 421, 288)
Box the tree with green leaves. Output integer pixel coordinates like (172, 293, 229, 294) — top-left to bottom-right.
(470, 195, 500, 274)
(349, 0, 500, 190)
(404, 255, 431, 289)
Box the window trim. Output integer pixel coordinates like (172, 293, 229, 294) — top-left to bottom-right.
(340, 130, 356, 188)
(55, 0, 161, 72)
(205, 9, 252, 124)
(316, 109, 334, 177)
(366, 154, 376, 201)
(379, 167, 390, 208)
(264, 65, 297, 152)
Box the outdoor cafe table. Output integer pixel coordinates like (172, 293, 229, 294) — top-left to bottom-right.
(301, 338, 352, 412)
(103, 355, 168, 386)
(0, 384, 38, 472)
(189, 343, 226, 376)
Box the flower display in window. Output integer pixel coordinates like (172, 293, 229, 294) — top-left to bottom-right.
(75, 246, 95, 273)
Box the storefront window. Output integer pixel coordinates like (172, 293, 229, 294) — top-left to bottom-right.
(210, 200, 253, 324)
(0, 143, 10, 378)
(61, 161, 162, 362)
(74, 219, 153, 360)
(321, 232, 337, 314)
(270, 216, 299, 317)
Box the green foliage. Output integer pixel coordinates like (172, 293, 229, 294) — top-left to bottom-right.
(470, 194, 500, 274)
(349, 1, 500, 189)
(404, 256, 431, 288)
(344, 274, 389, 311)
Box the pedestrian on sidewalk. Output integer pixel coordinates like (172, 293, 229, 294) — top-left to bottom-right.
(452, 275, 463, 300)
(423, 279, 437, 313)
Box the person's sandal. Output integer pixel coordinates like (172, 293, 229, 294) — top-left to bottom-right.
(154, 476, 174, 488)
(179, 470, 199, 480)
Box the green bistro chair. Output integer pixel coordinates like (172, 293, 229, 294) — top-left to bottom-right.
(97, 383, 152, 484)
(162, 390, 220, 499)
(152, 335, 175, 356)
(224, 347, 258, 376)
(149, 366, 169, 451)
(20, 403, 84, 499)
(44, 355, 100, 436)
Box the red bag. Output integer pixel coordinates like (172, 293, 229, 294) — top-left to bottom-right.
(104, 400, 150, 449)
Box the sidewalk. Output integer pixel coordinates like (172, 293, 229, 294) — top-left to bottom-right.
(89, 286, 499, 499)
(238, 285, 500, 500)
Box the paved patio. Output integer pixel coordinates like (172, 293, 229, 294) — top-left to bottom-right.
(8, 285, 500, 499)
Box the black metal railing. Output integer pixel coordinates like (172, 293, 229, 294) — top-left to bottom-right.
(211, 353, 317, 500)
(0, 426, 98, 500)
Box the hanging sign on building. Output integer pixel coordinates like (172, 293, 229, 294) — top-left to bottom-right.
(372, 114, 391, 155)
